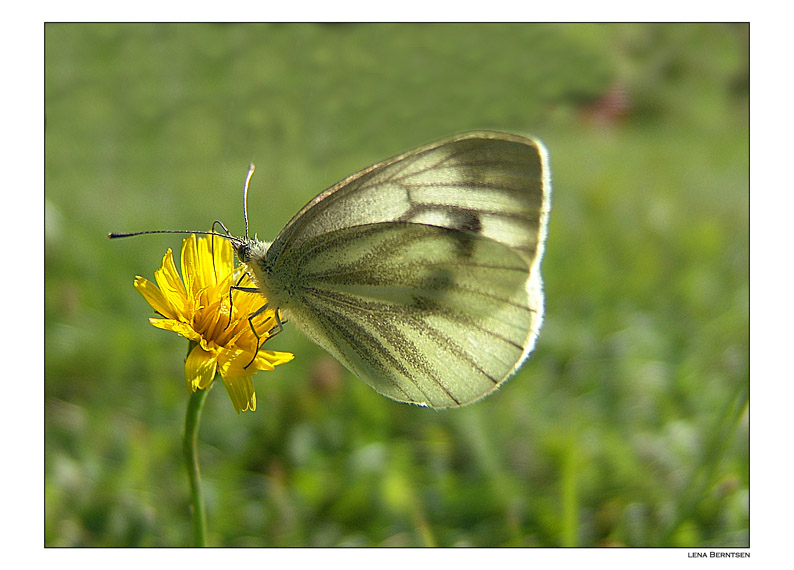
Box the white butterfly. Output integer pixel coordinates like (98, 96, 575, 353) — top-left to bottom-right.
(235, 131, 551, 408)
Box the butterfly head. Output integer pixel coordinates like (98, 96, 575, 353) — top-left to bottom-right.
(232, 238, 270, 266)
(233, 240, 253, 263)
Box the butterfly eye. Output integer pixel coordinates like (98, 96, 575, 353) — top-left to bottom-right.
(235, 242, 251, 263)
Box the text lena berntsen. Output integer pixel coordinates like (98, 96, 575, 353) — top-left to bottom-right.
(687, 552, 749, 558)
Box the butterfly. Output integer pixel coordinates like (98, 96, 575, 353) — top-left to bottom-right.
(115, 131, 551, 408)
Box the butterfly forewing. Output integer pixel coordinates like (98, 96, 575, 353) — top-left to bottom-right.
(265, 131, 549, 267)
(254, 131, 550, 407)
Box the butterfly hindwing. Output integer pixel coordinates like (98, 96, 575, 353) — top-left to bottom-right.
(272, 222, 539, 407)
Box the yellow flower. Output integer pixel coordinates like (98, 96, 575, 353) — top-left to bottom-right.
(134, 234, 293, 412)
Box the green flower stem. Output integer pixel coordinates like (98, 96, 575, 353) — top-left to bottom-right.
(184, 380, 211, 546)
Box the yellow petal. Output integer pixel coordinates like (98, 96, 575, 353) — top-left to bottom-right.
(217, 346, 256, 379)
(220, 372, 257, 413)
(153, 251, 191, 322)
(157, 248, 187, 299)
(185, 344, 218, 392)
(134, 276, 177, 319)
(198, 233, 235, 286)
(181, 234, 231, 294)
(180, 235, 200, 300)
(216, 239, 235, 277)
(149, 318, 203, 343)
(255, 350, 295, 369)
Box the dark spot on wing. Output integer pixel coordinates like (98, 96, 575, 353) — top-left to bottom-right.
(446, 209, 481, 258)
(422, 268, 454, 293)
(449, 208, 482, 234)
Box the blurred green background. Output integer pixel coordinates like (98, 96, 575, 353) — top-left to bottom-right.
(44, 23, 749, 547)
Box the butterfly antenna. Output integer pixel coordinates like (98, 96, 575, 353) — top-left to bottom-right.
(108, 229, 233, 240)
(243, 163, 256, 240)
(208, 220, 238, 281)
(212, 219, 234, 238)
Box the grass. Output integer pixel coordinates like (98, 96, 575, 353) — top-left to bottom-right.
(45, 23, 749, 547)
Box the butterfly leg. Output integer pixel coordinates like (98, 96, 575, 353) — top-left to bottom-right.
(227, 283, 260, 330)
(266, 308, 285, 339)
(243, 302, 270, 368)
(228, 284, 286, 368)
